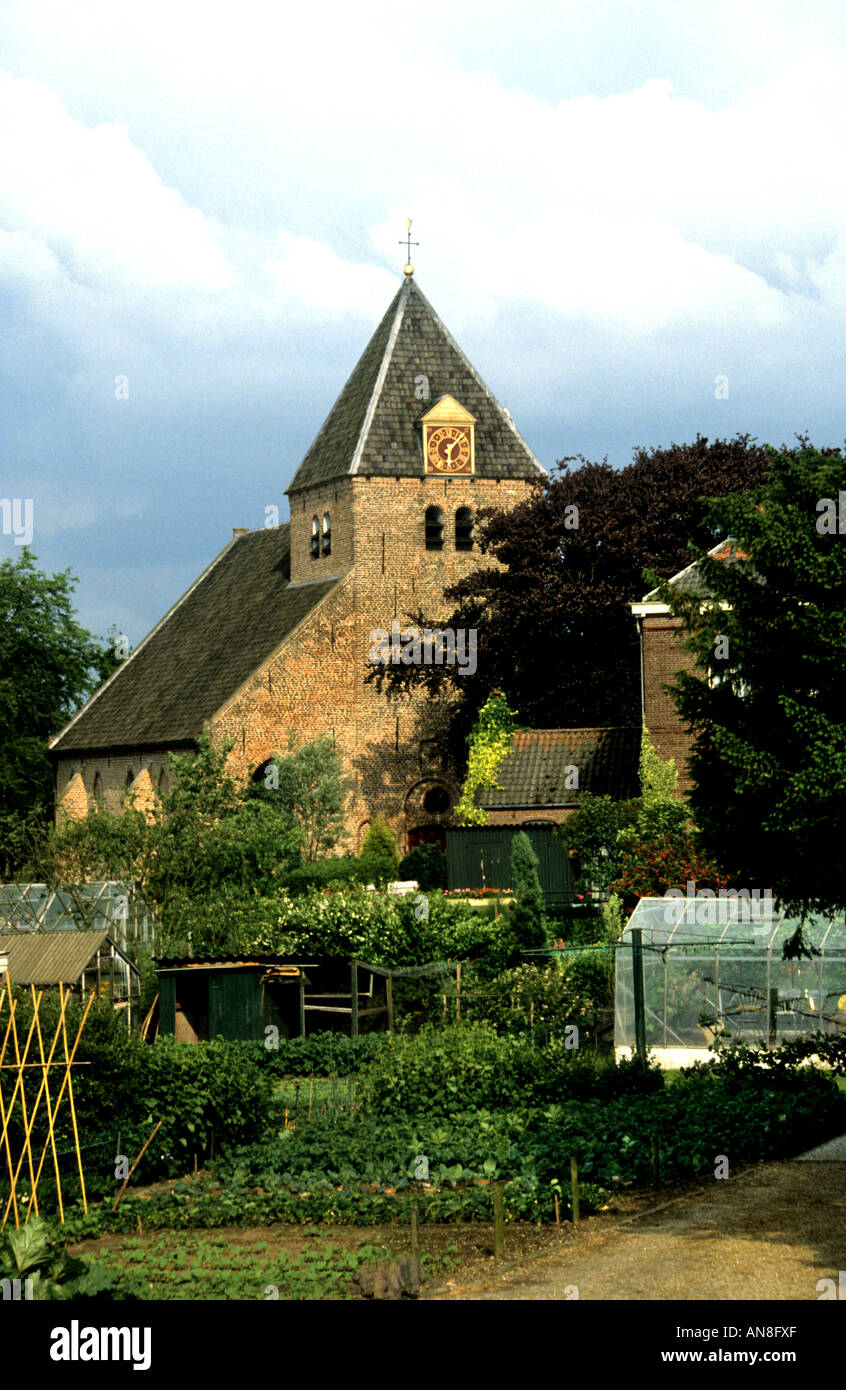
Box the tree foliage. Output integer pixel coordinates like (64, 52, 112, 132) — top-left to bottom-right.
(0, 549, 118, 874)
(660, 441, 846, 913)
(249, 732, 350, 861)
(455, 690, 518, 825)
(368, 436, 772, 765)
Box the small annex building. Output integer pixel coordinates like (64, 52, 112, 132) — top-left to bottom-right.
(157, 954, 393, 1042)
(0, 930, 141, 1028)
(473, 727, 640, 826)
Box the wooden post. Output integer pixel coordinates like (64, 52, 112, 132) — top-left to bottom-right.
(350, 961, 359, 1038)
(493, 1181, 504, 1257)
(386, 973, 394, 1035)
(410, 1203, 419, 1259)
(299, 975, 306, 1039)
(570, 1156, 580, 1224)
(455, 963, 461, 1021)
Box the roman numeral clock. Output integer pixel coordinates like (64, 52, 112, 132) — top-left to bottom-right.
(421, 395, 476, 475)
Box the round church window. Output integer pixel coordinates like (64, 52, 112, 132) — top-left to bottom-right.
(423, 786, 450, 815)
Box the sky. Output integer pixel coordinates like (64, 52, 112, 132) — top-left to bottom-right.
(3, 0, 846, 643)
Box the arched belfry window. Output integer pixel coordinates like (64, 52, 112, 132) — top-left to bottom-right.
(310, 516, 319, 559)
(322, 512, 332, 557)
(455, 507, 474, 551)
(425, 505, 444, 551)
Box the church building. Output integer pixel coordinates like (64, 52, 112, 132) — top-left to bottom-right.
(49, 270, 547, 852)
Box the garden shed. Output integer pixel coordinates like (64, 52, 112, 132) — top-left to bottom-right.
(0, 930, 141, 1028)
(615, 895, 846, 1067)
(156, 954, 464, 1042)
(157, 954, 391, 1042)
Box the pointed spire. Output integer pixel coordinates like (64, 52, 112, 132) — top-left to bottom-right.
(286, 278, 544, 493)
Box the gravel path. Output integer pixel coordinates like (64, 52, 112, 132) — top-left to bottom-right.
(430, 1158, 846, 1301)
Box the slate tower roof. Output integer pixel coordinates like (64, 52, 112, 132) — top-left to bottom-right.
(286, 276, 545, 493)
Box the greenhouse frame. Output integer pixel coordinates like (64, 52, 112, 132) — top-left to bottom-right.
(0, 881, 157, 951)
(615, 894, 846, 1067)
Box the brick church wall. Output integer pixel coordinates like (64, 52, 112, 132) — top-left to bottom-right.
(641, 613, 699, 795)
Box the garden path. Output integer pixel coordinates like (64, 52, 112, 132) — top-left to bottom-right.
(430, 1156, 846, 1301)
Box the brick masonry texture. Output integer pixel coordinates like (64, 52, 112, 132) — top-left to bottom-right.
(641, 614, 698, 795)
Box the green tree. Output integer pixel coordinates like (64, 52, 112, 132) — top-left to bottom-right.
(504, 831, 549, 961)
(0, 549, 118, 875)
(658, 442, 846, 914)
(33, 735, 302, 952)
(559, 793, 639, 894)
(359, 814, 399, 873)
(249, 733, 350, 861)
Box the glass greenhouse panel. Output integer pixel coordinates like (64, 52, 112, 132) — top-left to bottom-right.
(0, 882, 158, 949)
(615, 896, 846, 1066)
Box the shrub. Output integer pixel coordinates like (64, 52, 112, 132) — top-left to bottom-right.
(467, 957, 613, 1034)
(282, 854, 395, 895)
(234, 1031, 388, 1076)
(359, 815, 400, 873)
(398, 842, 448, 889)
(355, 1022, 663, 1116)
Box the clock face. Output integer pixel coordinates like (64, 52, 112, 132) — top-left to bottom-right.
(426, 424, 472, 474)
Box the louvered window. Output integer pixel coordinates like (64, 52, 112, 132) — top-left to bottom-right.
(425, 506, 444, 550)
(322, 512, 332, 556)
(455, 507, 474, 551)
(310, 517, 319, 559)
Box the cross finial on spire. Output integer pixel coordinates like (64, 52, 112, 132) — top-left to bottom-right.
(399, 218, 419, 276)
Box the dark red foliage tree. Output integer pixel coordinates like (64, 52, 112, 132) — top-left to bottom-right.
(368, 435, 772, 764)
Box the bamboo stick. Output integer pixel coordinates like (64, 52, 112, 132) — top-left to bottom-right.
(60, 984, 88, 1214)
(0, 996, 21, 1228)
(113, 1119, 163, 1210)
(23, 988, 94, 1226)
(14, 985, 73, 1227)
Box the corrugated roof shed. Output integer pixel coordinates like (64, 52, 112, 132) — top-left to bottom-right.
(0, 931, 124, 985)
(475, 727, 640, 809)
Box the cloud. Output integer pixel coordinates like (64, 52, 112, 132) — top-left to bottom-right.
(3, 2, 846, 638)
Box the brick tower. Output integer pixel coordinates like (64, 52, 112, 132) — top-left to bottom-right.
(50, 273, 545, 852)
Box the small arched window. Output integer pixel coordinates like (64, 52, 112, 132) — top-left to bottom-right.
(92, 772, 104, 804)
(455, 507, 474, 551)
(125, 769, 134, 788)
(310, 516, 319, 559)
(322, 512, 332, 556)
(425, 505, 444, 551)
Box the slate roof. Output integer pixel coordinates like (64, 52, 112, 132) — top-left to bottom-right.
(51, 525, 343, 754)
(475, 728, 641, 809)
(640, 539, 748, 602)
(0, 931, 135, 985)
(286, 276, 545, 492)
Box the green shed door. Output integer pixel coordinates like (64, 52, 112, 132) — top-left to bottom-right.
(208, 970, 263, 1041)
(159, 975, 176, 1036)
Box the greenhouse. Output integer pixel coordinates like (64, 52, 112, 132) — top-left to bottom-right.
(615, 894, 846, 1067)
(0, 881, 157, 951)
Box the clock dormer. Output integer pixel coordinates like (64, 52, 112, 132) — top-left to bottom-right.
(421, 395, 476, 476)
